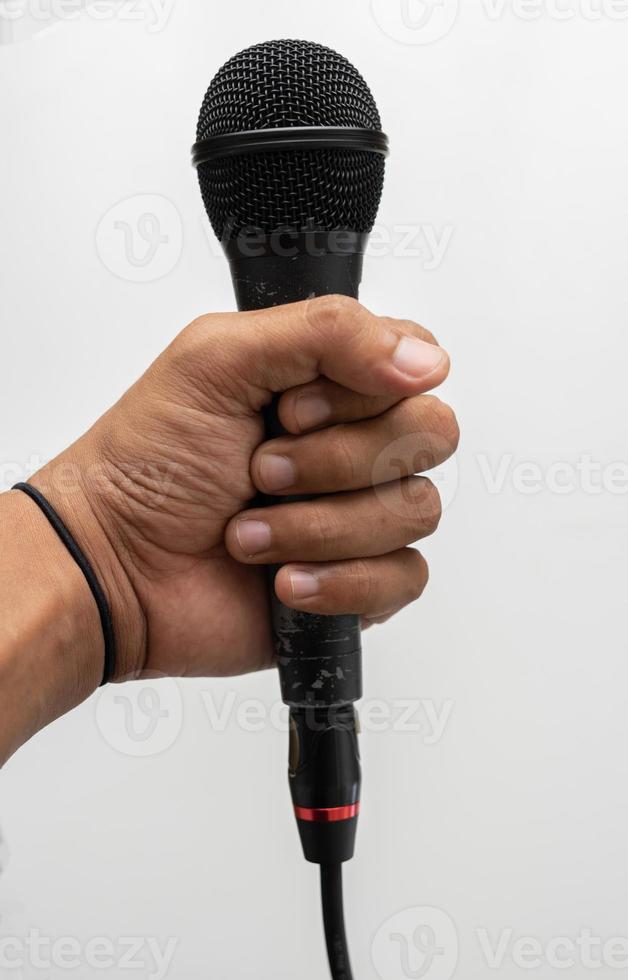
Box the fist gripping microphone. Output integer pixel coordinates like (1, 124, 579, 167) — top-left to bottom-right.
(192, 39, 388, 980)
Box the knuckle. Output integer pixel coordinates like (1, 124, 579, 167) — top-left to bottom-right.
(430, 397, 460, 454)
(415, 394, 457, 433)
(332, 430, 358, 486)
(306, 294, 366, 339)
(404, 477, 442, 534)
(406, 551, 429, 600)
(408, 395, 460, 464)
(306, 504, 337, 558)
(420, 478, 443, 531)
(351, 559, 374, 608)
(357, 392, 380, 417)
(313, 293, 362, 321)
(165, 322, 198, 366)
(169, 315, 235, 394)
(177, 313, 222, 352)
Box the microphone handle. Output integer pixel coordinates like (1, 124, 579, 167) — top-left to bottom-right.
(226, 234, 365, 863)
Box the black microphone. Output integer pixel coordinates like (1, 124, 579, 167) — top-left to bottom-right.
(192, 39, 388, 980)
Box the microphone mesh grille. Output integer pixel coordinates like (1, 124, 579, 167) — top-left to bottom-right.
(196, 39, 386, 241)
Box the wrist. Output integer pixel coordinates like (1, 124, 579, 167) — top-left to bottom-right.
(0, 492, 102, 763)
(29, 446, 147, 684)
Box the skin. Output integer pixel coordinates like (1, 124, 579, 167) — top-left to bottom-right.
(0, 297, 459, 765)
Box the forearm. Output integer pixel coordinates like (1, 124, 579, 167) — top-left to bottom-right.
(0, 490, 104, 765)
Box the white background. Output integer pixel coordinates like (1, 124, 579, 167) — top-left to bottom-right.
(1, 2, 628, 978)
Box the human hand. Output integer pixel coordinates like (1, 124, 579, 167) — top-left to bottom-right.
(31, 296, 458, 685)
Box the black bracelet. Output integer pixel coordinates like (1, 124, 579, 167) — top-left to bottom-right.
(12, 482, 116, 686)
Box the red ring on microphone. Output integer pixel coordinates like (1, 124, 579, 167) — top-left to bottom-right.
(294, 803, 360, 823)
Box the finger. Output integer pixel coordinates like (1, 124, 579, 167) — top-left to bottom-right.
(277, 319, 441, 434)
(378, 317, 440, 349)
(185, 297, 449, 406)
(225, 477, 441, 564)
(277, 379, 401, 434)
(274, 549, 429, 617)
(361, 610, 405, 630)
(252, 395, 459, 496)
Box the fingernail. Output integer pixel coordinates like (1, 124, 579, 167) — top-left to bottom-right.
(259, 454, 296, 491)
(290, 570, 320, 600)
(295, 393, 332, 430)
(236, 520, 271, 556)
(392, 337, 445, 379)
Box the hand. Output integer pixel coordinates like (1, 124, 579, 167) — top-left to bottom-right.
(31, 297, 458, 683)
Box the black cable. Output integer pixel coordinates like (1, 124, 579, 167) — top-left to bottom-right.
(12, 482, 116, 686)
(320, 863, 354, 980)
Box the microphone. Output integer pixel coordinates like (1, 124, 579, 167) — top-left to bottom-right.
(192, 39, 388, 979)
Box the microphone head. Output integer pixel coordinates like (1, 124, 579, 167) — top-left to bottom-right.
(195, 39, 386, 242)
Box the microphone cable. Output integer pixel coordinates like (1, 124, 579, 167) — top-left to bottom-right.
(320, 863, 354, 980)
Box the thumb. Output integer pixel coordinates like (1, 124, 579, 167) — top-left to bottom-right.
(184, 296, 449, 408)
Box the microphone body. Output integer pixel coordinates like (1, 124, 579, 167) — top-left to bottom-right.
(225, 232, 364, 863)
(194, 38, 389, 979)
